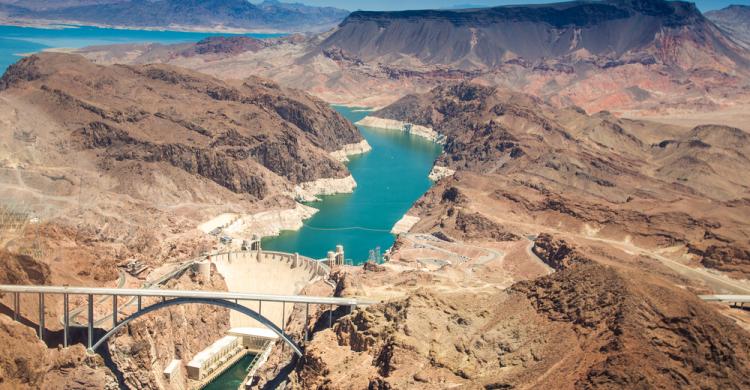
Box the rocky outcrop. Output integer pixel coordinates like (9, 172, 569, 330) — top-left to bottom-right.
(451, 209, 519, 242)
(288, 261, 750, 389)
(0, 314, 118, 389)
(427, 165, 454, 181)
(1, 53, 363, 198)
(107, 267, 230, 389)
(0, 250, 50, 285)
(513, 261, 750, 389)
(329, 139, 372, 162)
(292, 175, 357, 202)
(356, 116, 441, 142)
(374, 81, 750, 278)
(531, 234, 591, 271)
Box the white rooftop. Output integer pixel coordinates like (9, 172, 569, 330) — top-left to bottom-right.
(228, 327, 279, 340)
(187, 335, 239, 368)
(164, 359, 181, 375)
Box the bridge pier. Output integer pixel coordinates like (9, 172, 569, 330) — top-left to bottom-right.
(87, 294, 94, 349)
(112, 295, 118, 328)
(38, 293, 44, 340)
(13, 292, 19, 321)
(304, 303, 309, 343)
(63, 294, 69, 347)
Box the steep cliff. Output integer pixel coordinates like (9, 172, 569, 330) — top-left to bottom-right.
(374, 82, 750, 278)
(289, 258, 750, 389)
(322, 0, 749, 70)
(707, 5, 750, 49)
(0, 315, 118, 389)
(0, 53, 361, 192)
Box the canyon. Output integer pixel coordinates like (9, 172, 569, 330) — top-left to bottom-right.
(1, 0, 750, 389)
(74, 1, 750, 129)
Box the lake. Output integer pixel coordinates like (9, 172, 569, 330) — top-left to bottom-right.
(263, 106, 442, 264)
(0, 24, 280, 73)
(0, 26, 443, 265)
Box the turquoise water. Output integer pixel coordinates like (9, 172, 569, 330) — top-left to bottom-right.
(203, 353, 256, 390)
(263, 106, 443, 264)
(0, 24, 281, 73)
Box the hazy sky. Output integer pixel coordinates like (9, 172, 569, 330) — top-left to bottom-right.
(255, 0, 750, 12)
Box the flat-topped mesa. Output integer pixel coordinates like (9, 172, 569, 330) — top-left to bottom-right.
(0, 53, 365, 202)
(322, 0, 749, 70)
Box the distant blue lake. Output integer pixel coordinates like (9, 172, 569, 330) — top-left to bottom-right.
(0, 24, 281, 73)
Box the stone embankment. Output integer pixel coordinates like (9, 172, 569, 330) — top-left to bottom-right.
(428, 165, 455, 181)
(219, 203, 319, 238)
(356, 116, 442, 143)
(329, 139, 372, 162)
(391, 214, 421, 234)
(292, 175, 357, 202)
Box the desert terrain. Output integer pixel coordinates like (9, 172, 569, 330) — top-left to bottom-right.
(1, 0, 750, 389)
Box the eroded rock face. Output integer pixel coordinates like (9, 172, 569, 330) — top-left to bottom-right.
(288, 260, 750, 389)
(0, 250, 50, 285)
(323, 0, 741, 68)
(0, 53, 363, 198)
(0, 314, 118, 389)
(514, 261, 750, 389)
(107, 268, 230, 389)
(452, 209, 520, 242)
(376, 82, 750, 278)
(531, 234, 591, 271)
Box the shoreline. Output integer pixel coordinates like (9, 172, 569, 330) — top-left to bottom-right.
(292, 175, 358, 202)
(356, 116, 443, 143)
(330, 139, 372, 162)
(0, 18, 291, 35)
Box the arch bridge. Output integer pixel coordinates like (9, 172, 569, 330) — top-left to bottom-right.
(0, 285, 373, 357)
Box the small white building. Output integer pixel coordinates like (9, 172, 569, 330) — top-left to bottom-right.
(163, 359, 181, 383)
(186, 335, 242, 380)
(228, 327, 279, 352)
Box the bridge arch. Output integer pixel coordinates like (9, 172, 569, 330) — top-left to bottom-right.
(89, 297, 303, 356)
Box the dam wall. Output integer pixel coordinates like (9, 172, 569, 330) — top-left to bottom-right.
(210, 250, 328, 329)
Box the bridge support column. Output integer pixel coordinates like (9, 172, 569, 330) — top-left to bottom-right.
(63, 294, 69, 348)
(281, 302, 286, 353)
(13, 292, 19, 321)
(304, 303, 309, 343)
(38, 293, 44, 340)
(137, 296, 142, 311)
(112, 295, 118, 328)
(87, 294, 94, 349)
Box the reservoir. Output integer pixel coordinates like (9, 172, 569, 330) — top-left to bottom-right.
(0, 28, 443, 265)
(263, 106, 443, 264)
(0, 25, 280, 73)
